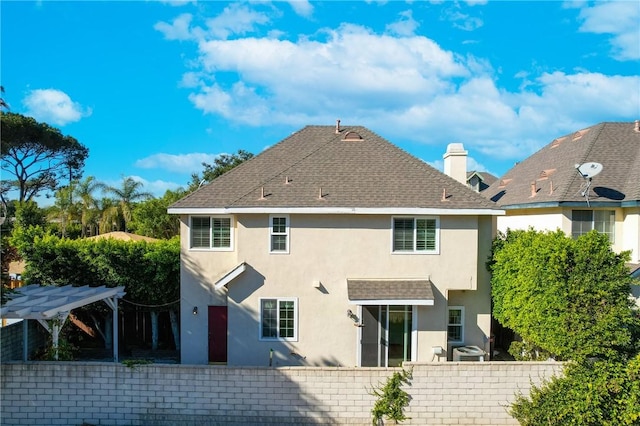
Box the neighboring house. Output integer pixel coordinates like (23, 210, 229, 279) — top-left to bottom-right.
(483, 121, 640, 289)
(467, 171, 497, 193)
(169, 123, 503, 366)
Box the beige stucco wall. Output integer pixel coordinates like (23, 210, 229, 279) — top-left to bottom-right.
(496, 208, 565, 234)
(498, 206, 639, 263)
(180, 213, 494, 366)
(622, 207, 640, 263)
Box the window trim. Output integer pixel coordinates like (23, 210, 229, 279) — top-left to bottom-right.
(447, 306, 464, 343)
(391, 216, 439, 254)
(189, 215, 234, 251)
(269, 214, 290, 254)
(259, 297, 298, 342)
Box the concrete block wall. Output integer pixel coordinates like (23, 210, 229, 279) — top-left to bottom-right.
(0, 361, 562, 426)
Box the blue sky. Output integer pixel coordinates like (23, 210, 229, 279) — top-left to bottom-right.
(2, 0, 639, 202)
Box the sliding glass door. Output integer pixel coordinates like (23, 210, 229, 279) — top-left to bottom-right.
(360, 305, 413, 367)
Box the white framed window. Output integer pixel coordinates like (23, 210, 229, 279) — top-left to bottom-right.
(269, 215, 289, 253)
(447, 306, 464, 343)
(189, 216, 233, 250)
(392, 217, 439, 253)
(260, 298, 297, 341)
(571, 210, 615, 242)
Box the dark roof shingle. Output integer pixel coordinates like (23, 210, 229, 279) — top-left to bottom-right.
(172, 125, 499, 211)
(484, 122, 640, 208)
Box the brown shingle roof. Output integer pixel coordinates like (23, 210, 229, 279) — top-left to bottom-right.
(347, 279, 435, 303)
(171, 125, 499, 211)
(484, 122, 640, 207)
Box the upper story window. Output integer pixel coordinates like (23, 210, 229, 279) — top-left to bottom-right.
(571, 210, 615, 242)
(447, 306, 464, 343)
(190, 216, 233, 250)
(270, 215, 289, 254)
(260, 298, 297, 341)
(392, 217, 439, 253)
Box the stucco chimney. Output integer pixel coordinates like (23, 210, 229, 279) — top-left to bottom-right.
(443, 143, 468, 185)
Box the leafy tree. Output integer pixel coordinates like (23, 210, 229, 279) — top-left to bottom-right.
(129, 188, 186, 239)
(0, 237, 19, 304)
(13, 200, 46, 230)
(0, 85, 8, 110)
(510, 356, 640, 425)
(99, 177, 152, 232)
(1, 112, 88, 203)
(490, 229, 637, 361)
(14, 233, 180, 351)
(188, 149, 254, 191)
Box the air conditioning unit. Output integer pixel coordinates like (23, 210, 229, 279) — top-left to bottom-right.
(452, 345, 485, 362)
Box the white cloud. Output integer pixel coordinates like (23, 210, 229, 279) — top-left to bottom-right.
(204, 3, 271, 39)
(286, 0, 313, 18)
(386, 10, 420, 36)
(161, 4, 639, 166)
(157, 0, 195, 6)
(22, 89, 91, 126)
(577, 2, 640, 61)
(189, 24, 468, 125)
(440, 4, 484, 31)
(135, 152, 221, 174)
(154, 13, 194, 41)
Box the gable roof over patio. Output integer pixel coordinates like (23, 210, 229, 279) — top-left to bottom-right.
(1, 285, 125, 361)
(347, 279, 435, 305)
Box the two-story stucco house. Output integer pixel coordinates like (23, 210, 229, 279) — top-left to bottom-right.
(483, 121, 640, 303)
(169, 123, 503, 366)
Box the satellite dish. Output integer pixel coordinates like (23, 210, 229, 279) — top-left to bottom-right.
(576, 162, 603, 179)
(575, 162, 603, 206)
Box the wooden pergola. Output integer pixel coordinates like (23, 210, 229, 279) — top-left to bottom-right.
(0, 285, 125, 361)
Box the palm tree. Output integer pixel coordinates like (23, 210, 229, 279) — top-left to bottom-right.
(74, 176, 101, 237)
(100, 177, 153, 232)
(47, 186, 76, 238)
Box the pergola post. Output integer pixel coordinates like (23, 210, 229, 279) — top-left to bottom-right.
(22, 319, 28, 361)
(103, 295, 120, 362)
(37, 312, 69, 360)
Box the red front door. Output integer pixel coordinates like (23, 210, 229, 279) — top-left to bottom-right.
(208, 306, 227, 363)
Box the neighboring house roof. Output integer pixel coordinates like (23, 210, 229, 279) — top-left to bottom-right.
(86, 231, 159, 242)
(466, 171, 497, 192)
(170, 125, 500, 213)
(484, 122, 640, 209)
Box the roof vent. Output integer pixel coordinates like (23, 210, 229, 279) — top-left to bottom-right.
(635, 120, 639, 132)
(551, 137, 567, 148)
(537, 169, 556, 180)
(572, 129, 589, 141)
(498, 178, 512, 188)
(342, 131, 363, 141)
(335, 119, 341, 134)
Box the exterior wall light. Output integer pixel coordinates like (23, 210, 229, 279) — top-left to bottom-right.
(192, 306, 198, 315)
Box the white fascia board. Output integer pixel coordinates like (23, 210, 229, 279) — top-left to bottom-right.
(349, 299, 435, 306)
(168, 207, 504, 216)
